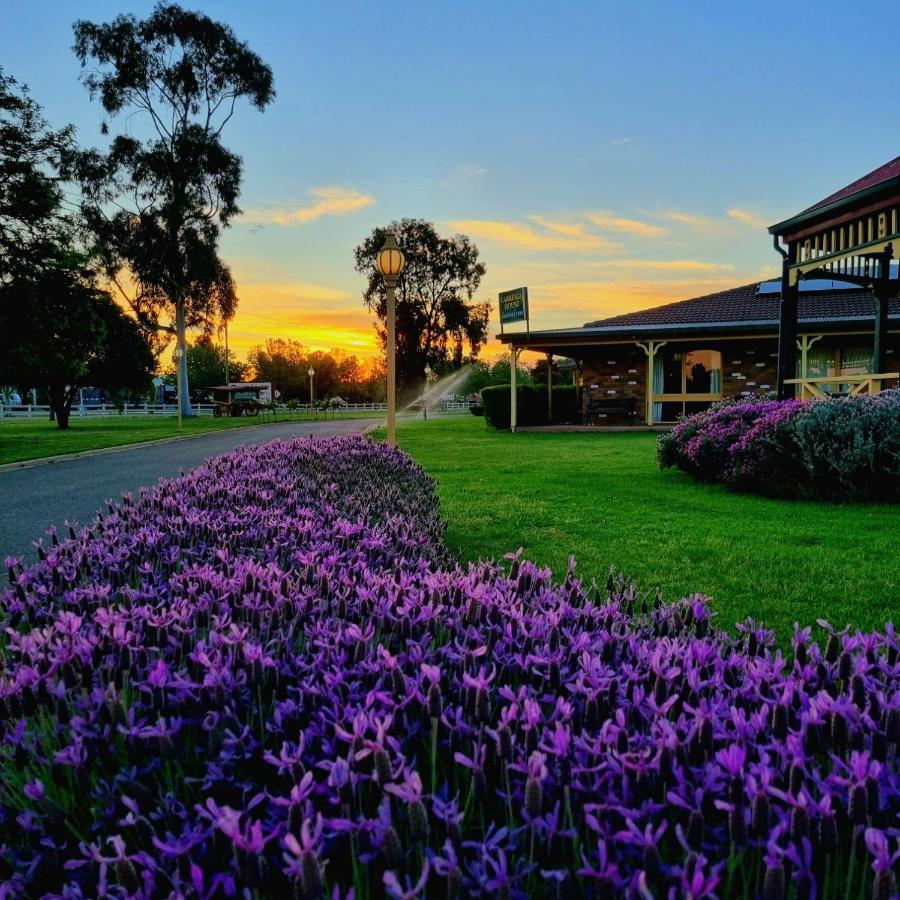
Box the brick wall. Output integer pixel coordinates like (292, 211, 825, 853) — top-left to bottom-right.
(578, 339, 779, 426)
(576, 334, 899, 425)
(720, 339, 779, 398)
(580, 345, 647, 425)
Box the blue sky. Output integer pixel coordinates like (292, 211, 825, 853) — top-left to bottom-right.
(3, 0, 898, 358)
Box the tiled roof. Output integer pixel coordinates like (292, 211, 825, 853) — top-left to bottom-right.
(583, 282, 900, 330)
(804, 156, 900, 213)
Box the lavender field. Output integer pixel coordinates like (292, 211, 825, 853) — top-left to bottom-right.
(1, 435, 897, 898)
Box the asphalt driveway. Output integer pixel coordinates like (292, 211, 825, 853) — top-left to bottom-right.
(0, 418, 377, 568)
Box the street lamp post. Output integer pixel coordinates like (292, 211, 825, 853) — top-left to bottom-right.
(423, 363, 432, 421)
(376, 234, 406, 446)
(308, 366, 315, 416)
(172, 345, 184, 431)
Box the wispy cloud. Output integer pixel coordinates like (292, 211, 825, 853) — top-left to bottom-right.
(584, 211, 665, 237)
(603, 259, 734, 272)
(447, 218, 619, 252)
(431, 163, 488, 187)
(656, 209, 722, 235)
(241, 186, 374, 226)
(727, 207, 770, 229)
(529, 216, 595, 239)
(458, 163, 487, 179)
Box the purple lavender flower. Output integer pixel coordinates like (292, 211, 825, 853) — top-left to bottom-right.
(0, 433, 896, 897)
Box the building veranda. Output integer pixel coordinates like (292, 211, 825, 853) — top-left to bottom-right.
(499, 157, 900, 428)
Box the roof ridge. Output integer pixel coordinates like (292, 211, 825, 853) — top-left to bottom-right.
(803, 154, 900, 214)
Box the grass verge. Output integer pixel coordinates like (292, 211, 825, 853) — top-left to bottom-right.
(0, 411, 380, 465)
(392, 417, 899, 635)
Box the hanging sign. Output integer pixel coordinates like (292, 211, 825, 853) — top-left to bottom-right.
(499, 287, 529, 327)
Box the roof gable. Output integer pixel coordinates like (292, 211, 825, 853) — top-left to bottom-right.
(804, 155, 900, 214)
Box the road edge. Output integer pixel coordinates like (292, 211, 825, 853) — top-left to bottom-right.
(0, 418, 377, 474)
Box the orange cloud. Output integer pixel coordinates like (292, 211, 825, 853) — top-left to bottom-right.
(447, 218, 619, 252)
(657, 210, 722, 234)
(602, 259, 734, 272)
(584, 211, 665, 237)
(240, 186, 374, 226)
(528, 215, 594, 239)
(727, 207, 770, 229)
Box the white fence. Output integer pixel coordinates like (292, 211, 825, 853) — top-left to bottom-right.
(1, 400, 476, 420)
(445, 401, 477, 410)
(1, 403, 215, 419)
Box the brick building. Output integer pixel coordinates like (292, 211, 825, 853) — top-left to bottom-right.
(499, 279, 900, 426)
(500, 156, 900, 428)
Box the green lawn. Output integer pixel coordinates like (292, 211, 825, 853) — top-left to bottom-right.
(0, 410, 382, 465)
(392, 417, 899, 636)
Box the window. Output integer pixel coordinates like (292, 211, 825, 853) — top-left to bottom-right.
(839, 347, 873, 377)
(802, 345, 872, 394)
(684, 350, 722, 394)
(653, 348, 723, 422)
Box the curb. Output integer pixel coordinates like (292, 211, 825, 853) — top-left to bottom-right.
(0, 418, 378, 474)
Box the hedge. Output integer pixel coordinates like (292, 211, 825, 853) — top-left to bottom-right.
(481, 384, 578, 429)
(658, 390, 900, 501)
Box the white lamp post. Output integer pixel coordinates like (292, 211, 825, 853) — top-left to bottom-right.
(308, 366, 315, 413)
(172, 345, 184, 431)
(376, 234, 406, 445)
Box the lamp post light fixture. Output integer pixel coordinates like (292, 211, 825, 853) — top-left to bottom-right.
(172, 345, 184, 432)
(308, 366, 315, 413)
(376, 233, 405, 446)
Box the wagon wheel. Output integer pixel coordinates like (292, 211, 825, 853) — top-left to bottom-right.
(213, 404, 223, 418)
(249, 405, 260, 417)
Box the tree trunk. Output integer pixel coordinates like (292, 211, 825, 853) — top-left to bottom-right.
(49, 387, 73, 430)
(176, 301, 193, 418)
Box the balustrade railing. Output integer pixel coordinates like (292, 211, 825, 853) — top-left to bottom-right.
(783, 372, 900, 399)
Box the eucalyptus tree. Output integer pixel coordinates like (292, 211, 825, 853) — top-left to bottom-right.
(354, 219, 490, 388)
(71, 3, 274, 415)
(0, 68, 75, 282)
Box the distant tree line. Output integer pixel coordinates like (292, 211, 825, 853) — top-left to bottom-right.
(246, 339, 386, 404)
(154, 340, 571, 407)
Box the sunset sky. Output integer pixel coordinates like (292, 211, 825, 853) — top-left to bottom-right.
(3, 0, 899, 363)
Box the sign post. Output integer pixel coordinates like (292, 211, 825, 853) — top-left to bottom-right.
(510, 348, 517, 433)
(499, 288, 529, 433)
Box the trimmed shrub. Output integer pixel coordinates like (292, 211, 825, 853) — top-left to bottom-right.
(482, 384, 579, 429)
(659, 391, 900, 501)
(1, 435, 899, 897)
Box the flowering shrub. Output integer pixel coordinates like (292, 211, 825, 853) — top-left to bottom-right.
(1, 435, 898, 898)
(658, 392, 900, 501)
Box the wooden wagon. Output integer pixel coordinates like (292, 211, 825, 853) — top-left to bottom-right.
(210, 384, 263, 417)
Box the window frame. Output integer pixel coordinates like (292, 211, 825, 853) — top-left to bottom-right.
(652, 347, 723, 421)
